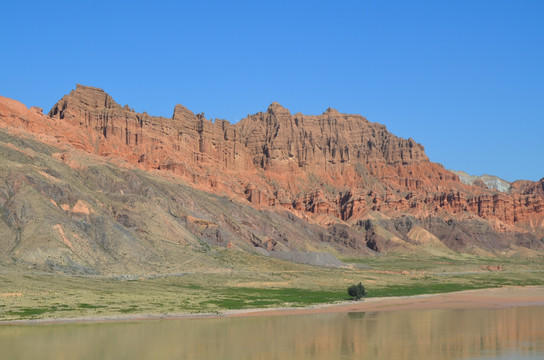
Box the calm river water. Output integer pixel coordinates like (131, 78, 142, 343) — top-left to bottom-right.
(1, 306, 543, 360)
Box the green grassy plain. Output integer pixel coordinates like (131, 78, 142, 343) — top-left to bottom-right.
(1, 250, 542, 321)
(1, 129, 542, 321)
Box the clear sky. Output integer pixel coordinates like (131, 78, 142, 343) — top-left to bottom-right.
(1, 0, 543, 181)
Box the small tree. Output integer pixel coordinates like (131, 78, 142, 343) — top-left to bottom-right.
(347, 282, 367, 300)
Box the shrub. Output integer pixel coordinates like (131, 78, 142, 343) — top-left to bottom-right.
(347, 282, 367, 300)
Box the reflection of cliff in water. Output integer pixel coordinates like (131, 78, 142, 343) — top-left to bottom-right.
(1, 306, 543, 360)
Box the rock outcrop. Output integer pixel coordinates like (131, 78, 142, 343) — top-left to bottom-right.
(0, 84, 543, 263)
(237, 102, 429, 169)
(48, 85, 254, 175)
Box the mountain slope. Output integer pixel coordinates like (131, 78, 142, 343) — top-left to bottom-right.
(451, 170, 512, 193)
(0, 86, 543, 274)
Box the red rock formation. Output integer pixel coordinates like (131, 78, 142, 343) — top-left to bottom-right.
(1, 85, 543, 240)
(48, 84, 255, 176)
(514, 178, 544, 196)
(237, 102, 429, 170)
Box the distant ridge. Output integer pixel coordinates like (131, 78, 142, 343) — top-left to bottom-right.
(451, 170, 512, 193)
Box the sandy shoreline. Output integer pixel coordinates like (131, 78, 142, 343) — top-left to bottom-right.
(2, 286, 544, 325)
(226, 285, 544, 318)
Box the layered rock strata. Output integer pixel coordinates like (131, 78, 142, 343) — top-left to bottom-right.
(0, 85, 542, 257)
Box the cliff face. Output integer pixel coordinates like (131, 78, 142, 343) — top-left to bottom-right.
(45, 86, 461, 216)
(1, 84, 543, 264)
(48, 85, 254, 174)
(47, 85, 431, 175)
(37, 85, 544, 231)
(237, 102, 429, 169)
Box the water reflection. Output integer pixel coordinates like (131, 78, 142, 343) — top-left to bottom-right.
(1, 306, 543, 360)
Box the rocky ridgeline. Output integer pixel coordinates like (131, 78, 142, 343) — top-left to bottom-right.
(49, 85, 254, 174)
(236, 101, 429, 168)
(48, 85, 431, 172)
(0, 85, 537, 234)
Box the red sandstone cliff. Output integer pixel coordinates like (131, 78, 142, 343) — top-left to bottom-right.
(2, 85, 543, 249)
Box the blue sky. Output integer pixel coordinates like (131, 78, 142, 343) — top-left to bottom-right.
(1, 0, 543, 181)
